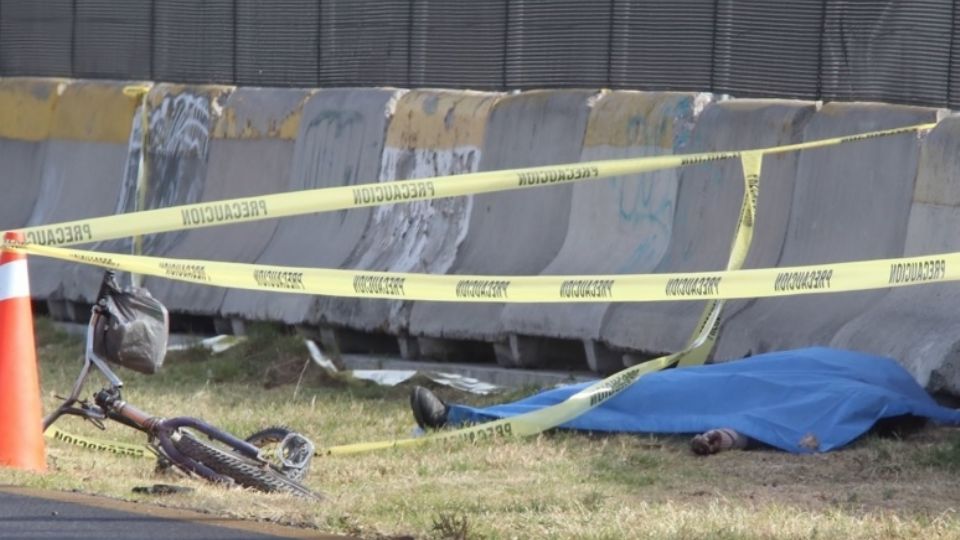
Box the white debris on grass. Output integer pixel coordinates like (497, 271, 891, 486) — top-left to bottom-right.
(305, 339, 501, 395)
(167, 334, 246, 354)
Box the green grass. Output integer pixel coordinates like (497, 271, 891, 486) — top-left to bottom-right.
(4, 318, 960, 539)
(920, 433, 960, 473)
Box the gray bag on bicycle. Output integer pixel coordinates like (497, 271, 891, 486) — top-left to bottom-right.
(93, 284, 169, 374)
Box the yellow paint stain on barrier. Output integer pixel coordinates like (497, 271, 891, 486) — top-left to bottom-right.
(213, 89, 314, 140)
(147, 83, 233, 139)
(584, 91, 699, 150)
(50, 81, 146, 144)
(0, 78, 63, 141)
(146, 83, 234, 110)
(386, 90, 501, 149)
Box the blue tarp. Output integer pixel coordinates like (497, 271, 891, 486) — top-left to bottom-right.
(446, 347, 960, 453)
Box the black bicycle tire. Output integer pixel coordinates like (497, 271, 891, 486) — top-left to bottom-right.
(172, 431, 318, 499)
(245, 425, 293, 445)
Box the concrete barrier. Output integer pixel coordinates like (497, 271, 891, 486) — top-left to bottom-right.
(138, 84, 233, 256)
(143, 87, 311, 318)
(714, 103, 938, 361)
(599, 100, 816, 363)
(63, 84, 232, 310)
(406, 90, 596, 364)
(18, 79, 952, 387)
(309, 90, 500, 350)
(498, 91, 704, 371)
(0, 79, 59, 232)
(24, 81, 140, 307)
(218, 88, 399, 324)
(830, 117, 960, 395)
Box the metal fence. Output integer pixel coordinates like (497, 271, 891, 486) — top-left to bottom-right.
(1, 0, 958, 107)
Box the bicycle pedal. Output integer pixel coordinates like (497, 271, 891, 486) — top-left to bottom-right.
(279, 432, 315, 470)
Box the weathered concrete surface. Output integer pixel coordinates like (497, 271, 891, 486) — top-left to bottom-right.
(138, 84, 232, 256)
(407, 90, 595, 350)
(219, 88, 399, 323)
(25, 81, 140, 302)
(144, 87, 311, 316)
(310, 90, 500, 334)
(599, 100, 816, 360)
(830, 117, 960, 395)
(0, 79, 59, 232)
(498, 91, 703, 369)
(58, 84, 231, 308)
(714, 103, 938, 361)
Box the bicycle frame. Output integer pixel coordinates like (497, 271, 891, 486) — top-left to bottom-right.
(42, 308, 125, 432)
(42, 271, 317, 497)
(43, 276, 269, 483)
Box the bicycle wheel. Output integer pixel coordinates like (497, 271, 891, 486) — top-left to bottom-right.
(172, 431, 319, 499)
(245, 426, 313, 482)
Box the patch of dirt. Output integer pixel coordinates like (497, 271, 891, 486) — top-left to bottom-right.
(658, 426, 960, 516)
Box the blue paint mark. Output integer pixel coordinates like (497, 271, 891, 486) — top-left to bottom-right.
(600, 97, 700, 273)
(612, 176, 674, 272)
(618, 237, 656, 273)
(617, 177, 672, 229)
(670, 96, 695, 151)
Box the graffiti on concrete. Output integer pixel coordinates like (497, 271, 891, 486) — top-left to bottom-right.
(363, 146, 479, 275)
(117, 91, 214, 255)
(290, 110, 364, 230)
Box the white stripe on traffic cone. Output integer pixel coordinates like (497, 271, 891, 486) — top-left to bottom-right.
(0, 259, 29, 302)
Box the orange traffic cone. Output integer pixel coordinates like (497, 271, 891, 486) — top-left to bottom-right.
(0, 231, 46, 471)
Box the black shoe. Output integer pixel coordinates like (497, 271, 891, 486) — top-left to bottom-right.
(410, 385, 448, 429)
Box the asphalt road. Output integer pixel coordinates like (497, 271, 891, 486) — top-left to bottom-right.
(0, 487, 347, 539)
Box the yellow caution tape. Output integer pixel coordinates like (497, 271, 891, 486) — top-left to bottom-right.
(3, 123, 935, 249)
(27, 151, 758, 458)
(45, 425, 155, 460)
(676, 151, 761, 366)
(24, 121, 934, 458)
(6, 155, 731, 247)
(13, 237, 953, 305)
(22, 151, 763, 456)
(324, 339, 711, 454)
(323, 151, 763, 454)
